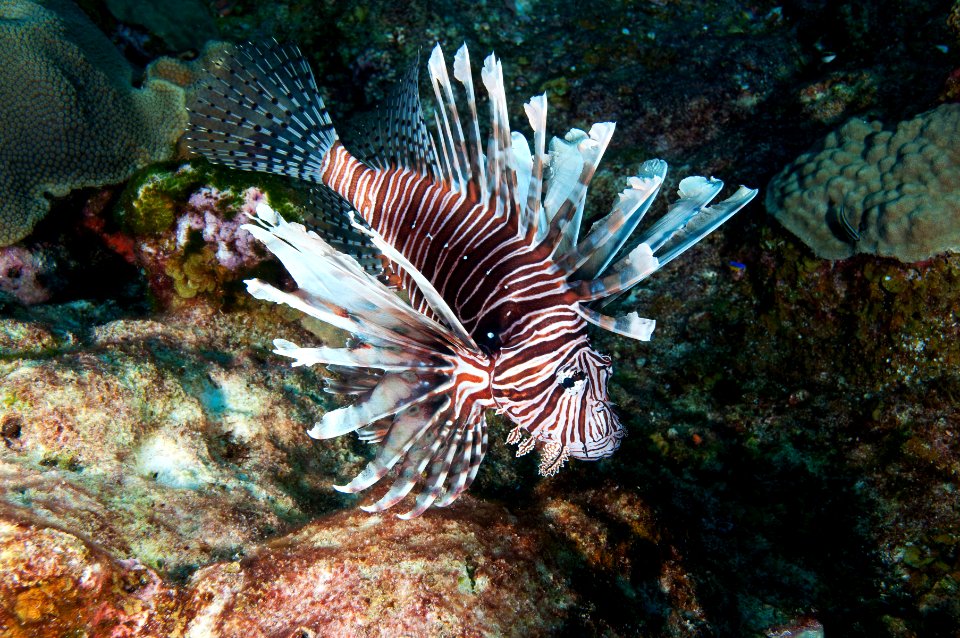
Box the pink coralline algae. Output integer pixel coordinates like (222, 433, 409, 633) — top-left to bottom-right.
(180, 499, 574, 637)
(0, 513, 179, 636)
(176, 187, 264, 270)
(0, 494, 574, 637)
(0, 245, 52, 305)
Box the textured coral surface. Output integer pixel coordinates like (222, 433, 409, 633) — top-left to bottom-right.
(0, 0, 218, 247)
(766, 104, 960, 261)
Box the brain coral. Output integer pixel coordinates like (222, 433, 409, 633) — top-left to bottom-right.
(0, 0, 188, 246)
(766, 104, 960, 262)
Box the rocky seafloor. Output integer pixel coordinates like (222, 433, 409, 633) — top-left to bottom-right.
(2, 0, 960, 636)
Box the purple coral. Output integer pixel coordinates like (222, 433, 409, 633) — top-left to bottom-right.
(176, 187, 264, 270)
(0, 245, 52, 305)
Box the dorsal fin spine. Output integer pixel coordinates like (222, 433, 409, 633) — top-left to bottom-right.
(432, 110, 455, 185)
(540, 123, 616, 256)
(522, 94, 548, 242)
(428, 46, 470, 193)
(452, 45, 488, 201)
(479, 54, 520, 224)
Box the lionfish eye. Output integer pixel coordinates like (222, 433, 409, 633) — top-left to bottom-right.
(559, 370, 587, 389)
(475, 324, 501, 354)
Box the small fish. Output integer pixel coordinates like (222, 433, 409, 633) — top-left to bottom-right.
(187, 42, 757, 517)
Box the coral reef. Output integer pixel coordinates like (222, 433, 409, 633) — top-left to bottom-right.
(180, 501, 573, 636)
(2, 0, 960, 636)
(0, 495, 573, 637)
(765, 104, 960, 262)
(0, 513, 179, 636)
(0, 300, 343, 577)
(0, 0, 220, 247)
(103, 162, 307, 304)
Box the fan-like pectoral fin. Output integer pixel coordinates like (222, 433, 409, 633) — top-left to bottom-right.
(334, 395, 452, 494)
(243, 203, 457, 354)
(399, 402, 490, 517)
(272, 338, 446, 370)
(307, 372, 452, 439)
(356, 402, 491, 516)
(434, 412, 488, 507)
(360, 418, 456, 513)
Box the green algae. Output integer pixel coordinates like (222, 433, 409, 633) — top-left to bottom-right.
(165, 251, 218, 299)
(114, 159, 307, 236)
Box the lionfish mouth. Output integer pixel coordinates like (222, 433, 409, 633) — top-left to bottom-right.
(186, 40, 758, 517)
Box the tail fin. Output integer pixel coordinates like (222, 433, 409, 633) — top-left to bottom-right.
(186, 41, 337, 183)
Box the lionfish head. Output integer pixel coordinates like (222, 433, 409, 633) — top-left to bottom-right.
(492, 332, 625, 476)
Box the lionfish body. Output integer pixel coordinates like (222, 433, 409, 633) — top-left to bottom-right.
(187, 42, 757, 517)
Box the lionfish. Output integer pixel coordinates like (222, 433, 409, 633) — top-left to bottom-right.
(187, 42, 757, 518)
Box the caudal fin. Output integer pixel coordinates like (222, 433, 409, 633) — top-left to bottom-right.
(186, 41, 337, 183)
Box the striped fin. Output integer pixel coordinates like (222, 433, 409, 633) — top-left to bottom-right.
(573, 243, 660, 302)
(335, 396, 451, 494)
(355, 419, 391, 444)
(521, 94, 548, 241)
(574, 304, 656, 341)
(342, 60, 439, 178)
(562, 159, 668, 278)
(398, 418, 465, 518)
(361, 417, 456, 513)
(511, 132, 532, 234)
(542, 132, 584, 226)
(647, 182, 759, 270)
(572, 178, 758, 302)
(243, 200, 493, 516)
(272, 338, 447, 371)
(242, 203, 456, 353)
(187, 41, 336, 182)
(307, 371, 450, 440)
(542, 123, 616, 256)
(434, 413, 487, 507)
(480, 52, 520, 222)
(325, 367, 382, 396)
(637, 176, 725, 256)
(428, 45, 471, 192)
(304, 186, 383, 276)
(452, 45, 487, 198)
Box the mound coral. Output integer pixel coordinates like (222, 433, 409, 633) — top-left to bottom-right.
(766, 104, 960, 261)
(0, 0, 199, 247)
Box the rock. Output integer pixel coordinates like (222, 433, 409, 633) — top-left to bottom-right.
(0, 299, 348, 578)
(180, 499, 573, 637)
(0, 509, 178, 637)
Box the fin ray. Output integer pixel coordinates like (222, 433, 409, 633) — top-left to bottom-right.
(187, 41, 336, 181)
